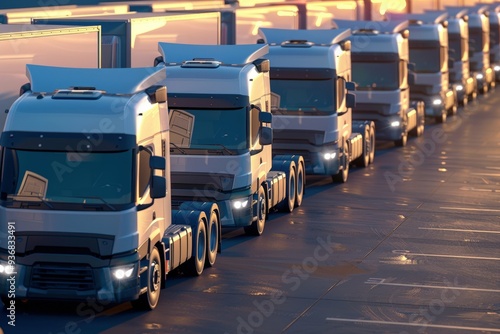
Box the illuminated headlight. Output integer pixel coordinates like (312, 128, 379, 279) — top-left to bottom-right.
(232, 199, 249, 210)
(390, 120, 401, 127)
(476, 73, 484, 80)
(432, 98, 442, 106)
(494, 65, 500, 72)
(0, 261, 15, 276)
(112, 265, 135, 280)
(455, 84, 464, 91)
(323, 152, 337, 160)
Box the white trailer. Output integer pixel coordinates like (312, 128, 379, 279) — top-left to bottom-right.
(34, 12, 221, 68)
(0, 64, 221, 310)
(0, 24, 101, 131)
(259, 28, 375, 183)
(0, 4, 129, 24)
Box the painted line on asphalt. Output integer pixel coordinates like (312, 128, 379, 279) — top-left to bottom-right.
(419, 227, 500, 234)
(392, 250, 500, 261)
(325, 317, 500, 332)
(471, 172, 500, 177)
(440, 206, 500, 213)
(365, 278, 500, 293)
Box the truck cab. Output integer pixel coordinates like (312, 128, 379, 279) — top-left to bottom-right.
(387, 12, 457, 123)
(156, 43, 304, 236)
(258, 28, 375, 183)
(333, 19, 425, 147)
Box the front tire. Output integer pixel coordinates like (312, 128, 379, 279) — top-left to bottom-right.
(132, 246, 162, 310)
(245, 185, 267, 236)
(295, 160, 305, 208)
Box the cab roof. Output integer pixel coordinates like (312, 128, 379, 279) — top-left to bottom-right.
(158, 42, 268, 65)
(258, 27, 351, 45)
(27, 64, 166, 94)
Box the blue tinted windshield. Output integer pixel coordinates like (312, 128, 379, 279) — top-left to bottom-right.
(0, 149, 133, 207)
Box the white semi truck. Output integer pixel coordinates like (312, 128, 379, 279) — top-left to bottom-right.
(0, 24, 101, 132)
(0, 65, 221, 310)
(155, 43, 304, 236)
(258, 28, 375, 182)
(333, 19, 425, 147)
(387, 12, 457, 123)
(447, 5, 495, 94)
(427, 8, 478, 106)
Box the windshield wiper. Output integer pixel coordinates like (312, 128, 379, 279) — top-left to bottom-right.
(10, 194, 54, 209)
(170, 142, 188, 155)
(209, 144, 235, 155)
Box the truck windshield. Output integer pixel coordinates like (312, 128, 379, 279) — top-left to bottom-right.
(0, 148, 133, 209)
(169, 108, 248, 152)
(269, 79, 335, 115)
(352, 62, 399, 90)
(410, 48, 441, 73)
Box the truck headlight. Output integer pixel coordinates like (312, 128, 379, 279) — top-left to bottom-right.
(0, 261, 15, 276)
(432, 98, 442, 106)
(323, 152, 336, 160)
(494, 65, 500, 72)
(390, 120, 400, 127)
(476, 73, 484, 80)
(112, 264, 135, 280)
(232, 199, 249, 210)
(455, 84, 463, 91)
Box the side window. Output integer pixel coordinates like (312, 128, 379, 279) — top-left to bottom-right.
(138, 148, 151, 199)
(251, 104, 261, 146)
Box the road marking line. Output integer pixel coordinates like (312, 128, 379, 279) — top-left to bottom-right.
(392, 250, 500, 261)
(440, 206, 500, 213)
(365, 278, 500, 293)
(418, 227, 500, 234)
(471, 172, 500, 177)
(325, 317, 500, 332)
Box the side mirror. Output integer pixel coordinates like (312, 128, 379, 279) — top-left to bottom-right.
(408, 72, 416, 86)
(346, 92, 356, 109)
(345, 81, 356, 91)
(260, 127, 273, 145)
(150, 156, 165, 170)
(151, 175, 166, 199)
(259, 111, 272, 123)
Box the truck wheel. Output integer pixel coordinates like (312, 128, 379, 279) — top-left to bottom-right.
(295, 161, 305, 208)
(395, 131, 407, 147)
(435, 110, 446, 124)
(244, 185, 267, 236)
(187, 214, 207, 276)
(356, 124, 371, 168)
(332, 147, 349, 183)
(278, 166, 296, 213)
(205, 209, 219, 267)
(132, 246, 162, 310)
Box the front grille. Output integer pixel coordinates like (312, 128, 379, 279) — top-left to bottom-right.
(30, 263, 95, 291)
